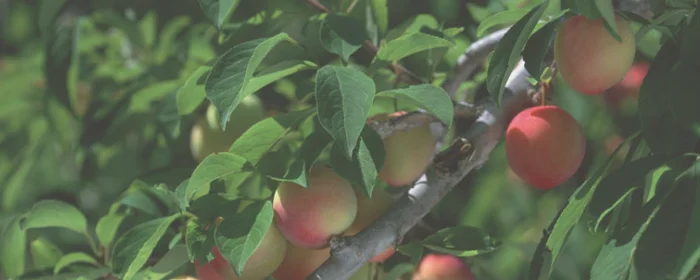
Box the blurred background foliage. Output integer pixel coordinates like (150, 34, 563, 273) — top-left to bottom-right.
(0, 0, 660, 279)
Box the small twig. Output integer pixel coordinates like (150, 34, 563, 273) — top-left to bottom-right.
(307, 0, 332, 13)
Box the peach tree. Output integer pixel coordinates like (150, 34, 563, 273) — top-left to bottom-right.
(0, 0, 698, 279)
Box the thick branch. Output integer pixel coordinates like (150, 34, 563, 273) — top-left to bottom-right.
(308, 61, 536, 280)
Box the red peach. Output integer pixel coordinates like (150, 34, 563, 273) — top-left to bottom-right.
(273, 166, 358, 248)
(412, 254, 475, 280)
(272, 244, 331, 280)
(505, 106, 586, 190)
(554, 15, 636, 95)
(194, 224, 287, 280)
(344, 188, 396, 262)
(378, 115, 436, 187)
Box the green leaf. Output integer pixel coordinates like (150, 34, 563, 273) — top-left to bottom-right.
(96, 213, 126, 250)
(420, 226, 498, 257)
(198, 0, 241, 29)
(24, 200, 87, 235)
(205, 33, 295, 131)
(320, 14, 369, 61)
(110, 214, 180, 280)
(589, 154, 678, 231)
(671, 161, 700, 279)
(486, 2, 549, 107)
(384, 263, 415, 280)
(594, 0, 621, 41)
(185, 218, 216, 263)
(138, 12, 157, 49)
(396, 242, 424, 266)
(374, 32, 453, 63)
(477, 8, 531, 37)
(215, 201, 275, 277)
(634, 164, 698, 279)
(246, 60, 318, 95)
(136, 244, 190, 280)
(186, 153, 252, 206)
(0, 216, 26, 277)
(376, 84, 453, 127)
(369, 0, 389, 38)
(267, 129, 333, 187)
(315, 65, 376, 158)
(529, 131, 641, 279)
(176, 66, 211, 115)
(30, 237, 63, 270)
(639, 37, 700, 154)
(230, 109, 314, 166)
(53, 252, 99, 275)
(522, 18, 559, 80)
(330, 125, 385, 197)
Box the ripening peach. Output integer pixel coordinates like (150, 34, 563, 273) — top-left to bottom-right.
(554, 15, 636, 95)
(190, 95, 265, 162)
(605, 61, 650, 111)
(273, 166, 358, 248)
(272, 244, 331, 280)
(378, 112, 436, 187)
(412, 254, 475, 280)
(194, 224, 287, 280)
(505, 106, 586, 190)
(344, 188, 396, 262)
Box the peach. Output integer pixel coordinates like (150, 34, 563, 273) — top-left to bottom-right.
(272, 244, 331, 280)
(378, 112, 436, 187)
(554, 15, 636, 95)
(190, 95, 265, 162)
(344, 188, 396, 262)
(412, 254, 475, 280)
(194, 224, 287, 280)
(273, 166, 358, 248)
(505, 106, 586, 190)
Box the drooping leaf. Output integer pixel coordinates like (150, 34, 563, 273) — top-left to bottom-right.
(23, 200, 88, 235)
(197, 0, 241, 29)
(315, 65, 376, 158)
(330, 125, 385, 197)
(0, 216, 26, 277)
(396, 242, 425, 266)
(215, 201, 275, 277)
(594, 0, 621, 41)
(246, 60, 318, 95)
(135, 244, 190, 280)
(205, 33, 296, 130)
(320, 14, 369, 61)
(421, 226, 499, 257)
(374, 32, 453, 63)
(486, 2, 549, 107)
(186, 153, 252, 207)
(266, 129, 333, 187)
(369, 0, 389, 38)
(176, 66, 211, 115)
(522, 17, 560, 80)
(671, 161, 700, 279)
(110, 214, 181, 280)
(53, 252, 99, 275)
(376, 84, 453, 127)
(477, 8, 531, 37)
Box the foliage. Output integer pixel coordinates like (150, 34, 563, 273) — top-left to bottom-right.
(0, 0, 698, 279)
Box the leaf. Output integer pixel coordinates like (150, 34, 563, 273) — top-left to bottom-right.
(23, 200, 87, 234)
(420, 226, 498, 257)
(320, 14, 369, 61)
(671, 161, 700, 279)
(137, 244, 190, 280)
(522, 18, 559, 80)
(96, 213, 126, 249)
(186, 152, 252, 207)
(229, 109, 315, 166)
(176, 66, 211, 115)
(185, 218, 216, 263)
(330, 125, 385, 197)
(205, 33, 295, 131)
(110, 214, 180, 280)
(589, 154, 678, 231)
(30, 237, 63, 270)
(383, 263, 415, 280)
(267, 129, 333, 187)
(529, 131, 641, 279)
(477, 8, 531, 37)
(197, 0, 240, 29)
(315, 65, 376, 158)
(397, 242, 424, 266)
(246, 60, 318, 95)
(0, 216, 26, 277)
(376, 84, 453, 127)
(634, 164, 698, 280)
(594, 0, 621, 41)
(374, 32, 453, 63)
(639, 30, 700, 155)
(486, 2, 549, 107)
(53, 252, 99, 275)
(369, 0, 389, 38)
(38, 0, 68, 40)
(215, 201, 275, 277)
